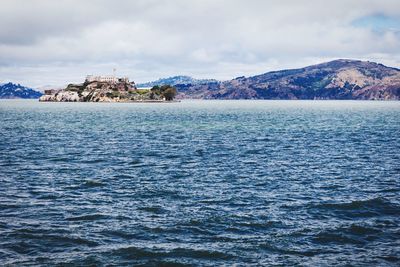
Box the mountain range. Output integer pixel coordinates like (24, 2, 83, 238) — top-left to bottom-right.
(0, 82, 42, 99)
(1, 59, 400, 100)
(175, 59, 400, 100)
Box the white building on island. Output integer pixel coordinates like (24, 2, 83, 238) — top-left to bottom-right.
(85, 75, 129, 83)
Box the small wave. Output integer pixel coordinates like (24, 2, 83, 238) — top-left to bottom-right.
(236, 220, 283, 230)
(377, 255, 400, 263)
(129, 159, 142, 165)
(171, 248, 233, 260)
(55, 255, 103, 266)
(314, 224, 382, 245)
(0, 203, 22, 210)
(259, 243, 322, 257)
(7, 233, 99, 251)
(316, 197, 390, 209)
(310, 197, 400, 218)
(165, 154, 181, 159)
(145, 151, 161, 157)
(194, 149, 204, 156)
(244, 149, 263, 155)
(49, 157, 70, 162)
(138, 206, 166, 214)
(114, 174, 136, 179)
(36, 193, 59, 200)
(82, 179, 105, 187)
(50, 235, 99, 247)
(100, 230, 137, 239)
(66, 214, 110, 221)
(314, 232, 364, 245)
(79, 158, 106, 164)
(141, 260, 189, 267)
(112, 246, 165, 259)
(112, 246, 233, 261)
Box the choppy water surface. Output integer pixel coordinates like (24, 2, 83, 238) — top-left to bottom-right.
(1, 100, 400, 266)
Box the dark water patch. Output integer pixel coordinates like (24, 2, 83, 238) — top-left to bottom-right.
(79, 158, 107, 164)
(171, 248, 233, 260)
(377, 255, 400, 263)
(309, 197, 400, 218)
(99, 229, 139, 240)
(145, 151, 161, 157)
(46, 235, 99, 247)
(52, 255, 106, 266)
(35, 193, 59, 200)
(65, 214, 111, 221)
(259, 243, 330, 257)
(314, 232, 364, 245)
(236, 220, 285, 231)
(165, 154, 181, 159)
(129, 158, 142, 165)
(138, 260, 190, 267)
(194, 149, 204, 156)
(6, 233, 99, 252)
(138, 206, 167, 214)
(0, 222, 8, 229)
(112, 245, 233, 261)
(0, 203, 24, 210)
(48, 157, 71, 162)
(81, 179, 106, 187)
(112, 246, 166, 259)
(113, 174, 136, 179)
(243, 149, 263, 155)
(5, 241, 41, 255)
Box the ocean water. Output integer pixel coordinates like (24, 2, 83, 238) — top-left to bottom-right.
(0, 99, 399, 266)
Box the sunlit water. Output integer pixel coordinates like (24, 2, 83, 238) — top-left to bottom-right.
(1, 100, 399, 266)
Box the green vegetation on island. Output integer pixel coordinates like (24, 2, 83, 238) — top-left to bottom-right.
(39, 76, 178, 102)
(149, 85, 177, 101)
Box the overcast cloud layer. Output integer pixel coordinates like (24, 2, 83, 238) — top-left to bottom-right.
(1, 0, 400, 87)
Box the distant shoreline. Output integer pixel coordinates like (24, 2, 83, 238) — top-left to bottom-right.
(0, 98, 399, 102)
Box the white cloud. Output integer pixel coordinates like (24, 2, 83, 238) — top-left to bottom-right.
(0, 0, 400, 87)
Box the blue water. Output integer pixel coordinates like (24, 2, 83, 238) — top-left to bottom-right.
(1, 100, 400, 266)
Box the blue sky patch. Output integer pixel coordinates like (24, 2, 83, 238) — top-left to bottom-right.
(352, 14, 400, 32)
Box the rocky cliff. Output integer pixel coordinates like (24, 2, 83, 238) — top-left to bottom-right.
(39, 80, 176, 102)
(175, 59, 400, 100)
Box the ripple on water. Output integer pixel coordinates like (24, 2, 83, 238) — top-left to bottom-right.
(313, 224, 382, 245)
(65, 214, 111, 221)
(309, 197, 400, 218)
(1, 100, 400, 266)
(111, 246, 234, 262)
(81, 179, 106, 188)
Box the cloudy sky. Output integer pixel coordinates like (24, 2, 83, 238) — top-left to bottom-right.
(1, 0, 400, 88)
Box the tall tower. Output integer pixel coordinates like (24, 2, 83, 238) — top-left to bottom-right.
(112, 68, 117, 83)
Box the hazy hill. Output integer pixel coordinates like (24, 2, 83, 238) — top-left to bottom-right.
(175, 59, 400, 100)
(137, 75, 218, 87)
(0, 82, 43, 99)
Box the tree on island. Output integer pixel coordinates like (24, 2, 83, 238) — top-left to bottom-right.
(150, 85, 177, 101)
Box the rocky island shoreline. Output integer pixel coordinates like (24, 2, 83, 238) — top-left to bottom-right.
(39, 75, 177, 102)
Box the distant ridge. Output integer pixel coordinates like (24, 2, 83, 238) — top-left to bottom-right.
(174, 59, 400, 100)
(0, 82, 43, 99)
(137, 75, 218, 87)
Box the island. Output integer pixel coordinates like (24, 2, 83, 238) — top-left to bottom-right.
(39, 75, 177, 102)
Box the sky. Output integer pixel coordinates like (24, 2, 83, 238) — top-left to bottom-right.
(1, 0, 400, 88)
